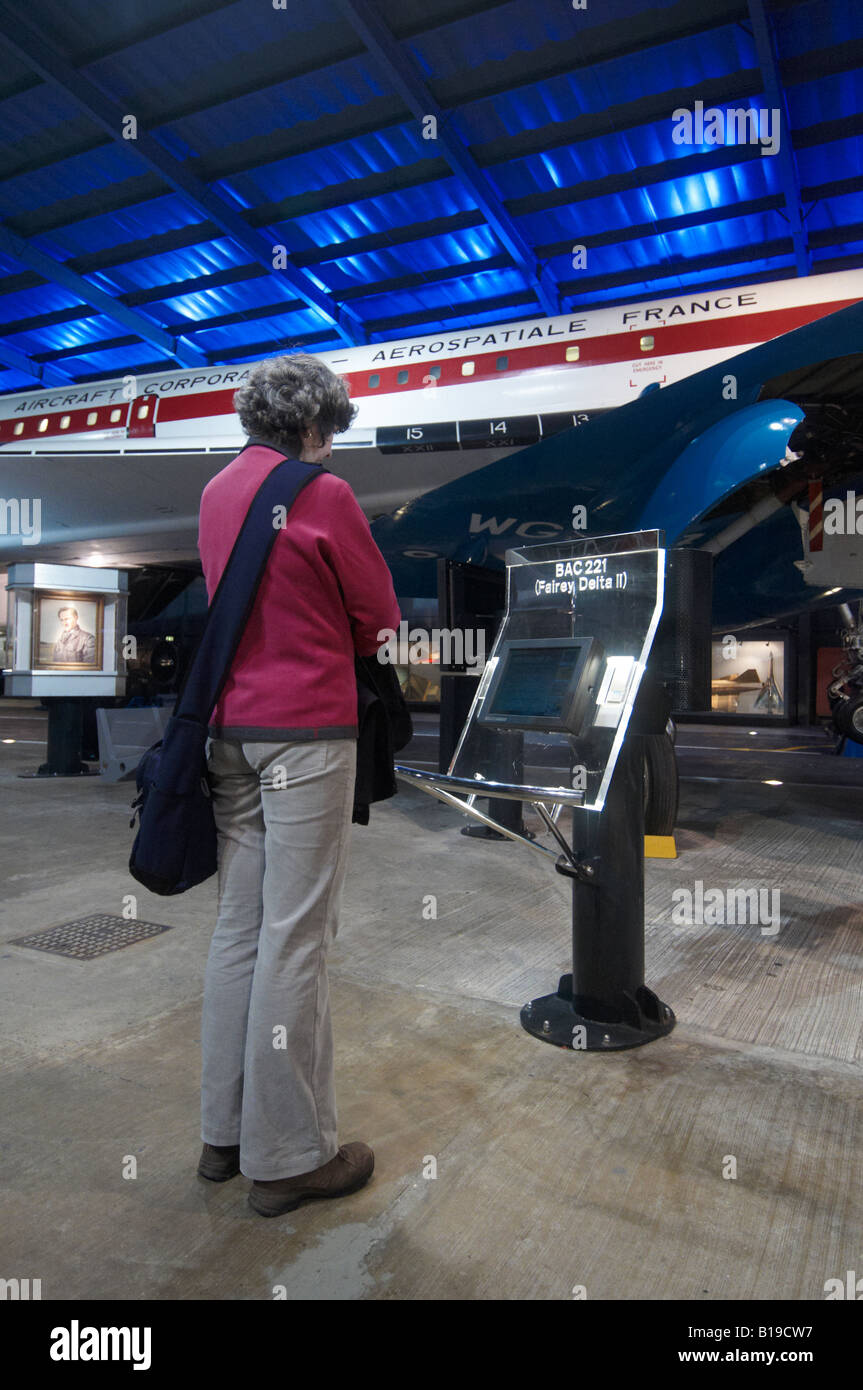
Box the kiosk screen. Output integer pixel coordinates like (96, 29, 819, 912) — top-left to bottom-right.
(479, 637, 603, 734)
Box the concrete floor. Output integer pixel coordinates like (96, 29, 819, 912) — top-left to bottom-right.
(1, 702, 861, 1300)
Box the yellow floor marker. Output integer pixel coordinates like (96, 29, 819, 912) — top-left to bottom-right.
(645, 834, 677, 858)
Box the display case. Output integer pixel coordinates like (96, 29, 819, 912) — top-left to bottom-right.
(711, 638, 786, 716)
(4, 563, 128, 697)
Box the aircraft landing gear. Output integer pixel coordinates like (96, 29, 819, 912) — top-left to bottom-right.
(828, 601, 863, 746)
(833, 690, 863, 745)
(643, 729, 678, 835)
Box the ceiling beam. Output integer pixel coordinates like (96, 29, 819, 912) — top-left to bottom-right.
(333, 0, 559, 318)
(0, 222, 207, 369)
(0, 333, 71, 385)
(0, 2, 365, 348)
(746, 0, 810, 277)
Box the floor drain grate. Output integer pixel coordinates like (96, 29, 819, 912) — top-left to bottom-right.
(10, 914, 172, 960)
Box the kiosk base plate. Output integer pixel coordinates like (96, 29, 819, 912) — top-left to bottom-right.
(521, 975, 675, 1051)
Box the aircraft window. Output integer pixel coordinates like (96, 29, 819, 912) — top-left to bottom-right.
(136, 404, 149, 419)
(86, 412, 98, 425)
(640, 335, 655, 352)
(496, 355, 508, 370)
(396, 370, 409, 384)
(368, 373, 380, 388)
(461, 361, 475, 376)
(60, 415, 70, 429)
(566, 345, 580, 362)
(110, 408, 123, 423)
(13, 421, 24, 435)
(428, 364, 441, 379)
(38, 418, 48, 432)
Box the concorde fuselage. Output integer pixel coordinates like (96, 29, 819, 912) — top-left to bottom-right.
(1, 268, 861, 462)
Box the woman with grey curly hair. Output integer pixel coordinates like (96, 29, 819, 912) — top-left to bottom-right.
(196, 352, 401, 1216)
(233, 353, 358, 460)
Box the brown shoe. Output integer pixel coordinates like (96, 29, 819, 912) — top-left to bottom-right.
(248, 1142, 374, 1217)
(197, 1143, 241, 1182)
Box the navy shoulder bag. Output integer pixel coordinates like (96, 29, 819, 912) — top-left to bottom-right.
(128, 449, 322, 895)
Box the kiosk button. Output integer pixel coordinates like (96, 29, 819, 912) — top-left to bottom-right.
(597, 656, 636, 706)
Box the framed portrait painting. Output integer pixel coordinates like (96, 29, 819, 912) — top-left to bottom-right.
(32, 591, 104, 670)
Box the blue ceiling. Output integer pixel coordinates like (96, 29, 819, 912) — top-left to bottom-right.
(0, 0, 861, 392)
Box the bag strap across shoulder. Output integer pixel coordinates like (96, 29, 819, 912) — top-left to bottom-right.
(176, 444, 323, 723)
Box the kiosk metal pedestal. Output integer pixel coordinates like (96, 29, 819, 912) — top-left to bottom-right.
(521, 736, 674, 1050)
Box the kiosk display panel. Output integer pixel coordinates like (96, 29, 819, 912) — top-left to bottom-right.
(477, 637, 604, 735)
(444, 531, 665, 811)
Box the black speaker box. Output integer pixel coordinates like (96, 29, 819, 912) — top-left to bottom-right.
(649, 548, 714, 713)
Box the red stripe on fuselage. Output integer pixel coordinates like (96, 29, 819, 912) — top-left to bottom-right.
(153, 296, 858, 422)
(0, 295, 856, 444)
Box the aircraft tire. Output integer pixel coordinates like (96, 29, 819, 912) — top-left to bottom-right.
(644, 732, 678, 835)
(834, 693, 863, 745)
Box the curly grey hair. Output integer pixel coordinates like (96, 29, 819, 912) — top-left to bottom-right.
(233, 353, 357, 454)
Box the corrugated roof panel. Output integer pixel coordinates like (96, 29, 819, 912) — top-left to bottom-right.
(83, 239, 255, 297)
(775, 0, 863, 57)
(789, 67, 863, 127)
(28, 0, 230, 64)
(811, 234, 863, 268)
(455, 32, 755, 149)
(288, 176, 471, 249)
(364, 296, 537, 340)
(320, 226, 502, 294)
(0, 0, 860, 388)
(227, 330, 346, 363)
(797, 133, 863, 191)
(355, 265, 530, 319)
(0, 134, 147, 222)
(59, 341, 176, 375)
(0, 82, 89, 156)
(555, 210, 791, 287)
(226, 124, 428, 210)
(0, 369, 37, 391)
(165, 60, 394, 164)
(178, 309, 336, 353)
(158, 279, 297, 322)
(29, 197, 203, 262)
(807, 190, 863, 235)
(5, 313, 125, 356)
(77, 2, 336, 107)
(404, 0, 695, 81)
(490, 109, 784, 205)
(569, 253, 799, 309)
(0, 284, 83, 322)
(515, 163, 783, 255)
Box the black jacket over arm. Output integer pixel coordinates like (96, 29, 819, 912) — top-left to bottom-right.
(353, 656, 413, 825)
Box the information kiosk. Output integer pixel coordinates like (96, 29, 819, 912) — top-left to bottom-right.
(397, 529, 675, 1050)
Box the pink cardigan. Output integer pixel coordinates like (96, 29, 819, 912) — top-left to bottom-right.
(198, 444, 401, 740)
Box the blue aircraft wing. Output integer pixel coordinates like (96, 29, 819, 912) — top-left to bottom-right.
(372, 293, 863, 624)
